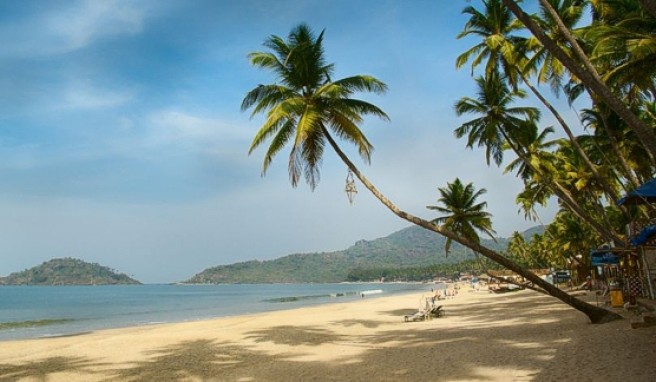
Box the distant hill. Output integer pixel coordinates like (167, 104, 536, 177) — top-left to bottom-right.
(185, 225, 510, 284)
(521, 225, 545, 240)
(0, 258, 141, 286)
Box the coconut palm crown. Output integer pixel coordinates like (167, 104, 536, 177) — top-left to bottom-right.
(241, 23, 389, 189)
(427, 178, 497, 256)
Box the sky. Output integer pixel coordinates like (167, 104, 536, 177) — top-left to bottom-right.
(0, 0, 565, 283)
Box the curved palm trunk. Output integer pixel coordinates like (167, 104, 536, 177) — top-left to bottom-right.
(323, 127, 621, 324)
(597, 109, 641, 189)
(503, 0, 656, 164)
(551, 181, 622, 243)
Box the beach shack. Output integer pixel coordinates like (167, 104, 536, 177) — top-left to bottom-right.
(614, 179, 656, 301)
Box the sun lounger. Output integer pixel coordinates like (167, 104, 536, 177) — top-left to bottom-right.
(404, 309, 429, 322)
(429, 305, 445, 318)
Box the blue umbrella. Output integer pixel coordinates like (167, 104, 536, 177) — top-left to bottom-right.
(617, 178, 656, 205)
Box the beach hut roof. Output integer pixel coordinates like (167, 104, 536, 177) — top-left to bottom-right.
(590, 250, 620, 266)
(617, 178, 656, 205)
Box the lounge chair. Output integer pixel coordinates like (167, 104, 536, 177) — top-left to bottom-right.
(404, 308, 429, 322)
(429, 305, 445, 318)
(404, 297, 433, 322)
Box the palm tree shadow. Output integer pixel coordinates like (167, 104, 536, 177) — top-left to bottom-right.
(106, 339, 271, 382)
(245, 325, 343, 346)
(0, 356, 103, 382)
(330, 319, 384, 328)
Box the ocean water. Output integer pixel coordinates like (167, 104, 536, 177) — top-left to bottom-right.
(0, 283, 429, 341)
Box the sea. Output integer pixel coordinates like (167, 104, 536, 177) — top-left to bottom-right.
(0, 283, 430, 341)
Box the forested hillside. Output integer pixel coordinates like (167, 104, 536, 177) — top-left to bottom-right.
(185, 225, 509, 283)
(0, 258, 141, 285)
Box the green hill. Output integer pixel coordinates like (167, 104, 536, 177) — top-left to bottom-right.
(0, 258, 141, 285)
(185, 225, 509, 284)
(521, 225, 545, 240)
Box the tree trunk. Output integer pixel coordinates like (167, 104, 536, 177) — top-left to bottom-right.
(597, 107, 641, 189)
(323, 127, 622, 324)
(499, 125, 624, 244)
(503, 0, 656, 164)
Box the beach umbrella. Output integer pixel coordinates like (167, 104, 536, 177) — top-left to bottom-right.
(616, 178, 656, 205)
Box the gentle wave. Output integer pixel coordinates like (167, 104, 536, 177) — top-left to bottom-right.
(0, 318, 75, 330)
(262, 291, 360, 303)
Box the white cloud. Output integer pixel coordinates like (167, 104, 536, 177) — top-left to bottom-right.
(0, 0, 146, 57)
(60, 79, 135, 110)
(147, 109, 252, 144)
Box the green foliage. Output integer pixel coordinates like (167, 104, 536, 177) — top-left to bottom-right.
(0, 258, 141, 286)
(242, 23, 389, 189)
(184, 225, 508, 284)
(346, 258, 503, 282)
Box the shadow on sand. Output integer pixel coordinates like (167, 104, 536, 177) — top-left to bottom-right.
(2, 292, 654, 381)
(0, 356, 105, 382)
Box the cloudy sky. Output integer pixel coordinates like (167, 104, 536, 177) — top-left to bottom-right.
(0, 0, 565, 283)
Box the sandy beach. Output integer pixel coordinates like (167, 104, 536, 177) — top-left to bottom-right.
(1, 287, 654, 382)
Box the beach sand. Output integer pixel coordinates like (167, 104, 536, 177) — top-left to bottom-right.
(1, 287, 654, 381)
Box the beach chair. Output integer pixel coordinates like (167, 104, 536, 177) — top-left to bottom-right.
(404, 309, 428, 322)
(429, 305, 445, 318)
(404, 297, 433, 322)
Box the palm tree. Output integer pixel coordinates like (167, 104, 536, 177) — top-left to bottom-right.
(455, 72, 621, 243)
(454, 72, 540, 166)
(243, 23, 621, 324)
(580, 106, 642, 188)
(507, 231, 531, 266)
(502, 0, 656, 162)
(515, 181, 551, 223)
(524, 0, 584, 96)
(456, 0, 525, 88)
(587, 0, 656, 99)
(426, 178, 496, 256)
(241, 24, 389, 190)
(458, 0, 623, 204)
(504, 124, 559, 182)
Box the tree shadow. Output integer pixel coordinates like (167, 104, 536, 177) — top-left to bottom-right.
(72, 292, 656, 381)
(105, 339, 273, 382)
(330, 319, 384, 328)
(0, 356, 103, 382)
(245, 325, 344, 346)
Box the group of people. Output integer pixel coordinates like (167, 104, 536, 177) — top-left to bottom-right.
(431, 284, 459, 302)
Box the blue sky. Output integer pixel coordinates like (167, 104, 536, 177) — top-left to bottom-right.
(0, 0, 562, 283)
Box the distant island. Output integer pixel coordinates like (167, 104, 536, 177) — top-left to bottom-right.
(184, 225, 511, 284)
(0, 258, 141, 286)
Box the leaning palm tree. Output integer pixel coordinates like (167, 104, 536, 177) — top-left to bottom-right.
(427, 178, 496, 256)
(454, 72, 540, 166)
(455, 72, 622, 243)
(456, 0, 525, 88)
(241, 23, 389, 190)
(459, 0, 623, 205)
(502, 0, 656, 162)
(242, 23, 621, 324)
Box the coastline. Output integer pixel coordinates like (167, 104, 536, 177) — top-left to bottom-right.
(1, 288, 655, 381)
(0, 283, 428, 341)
